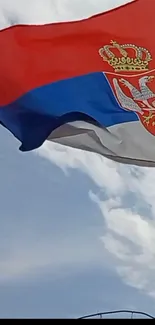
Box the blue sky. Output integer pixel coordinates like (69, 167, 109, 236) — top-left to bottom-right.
(0, 0, 155, 319)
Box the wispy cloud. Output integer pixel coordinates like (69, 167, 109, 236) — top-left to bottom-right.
(36, 142, 125, 195)
(91, 186, 155, 298)
(38, 141, 155, 298)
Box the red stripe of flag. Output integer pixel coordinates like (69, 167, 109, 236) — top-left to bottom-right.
(0, 0, 154, 105)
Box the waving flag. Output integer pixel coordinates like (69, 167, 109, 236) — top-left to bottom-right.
(0, 0, 155, 166)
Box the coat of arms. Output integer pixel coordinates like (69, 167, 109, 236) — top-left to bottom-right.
(99, 40, 155, 135)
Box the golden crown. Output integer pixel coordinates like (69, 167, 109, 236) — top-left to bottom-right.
(99, 40, 152, 72)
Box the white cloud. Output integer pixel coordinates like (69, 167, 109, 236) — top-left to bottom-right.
(36, 142, 125, 195)
(89, 166, 155, 298)
(0, 0, 132, 29)
(38, 141, 155, 298)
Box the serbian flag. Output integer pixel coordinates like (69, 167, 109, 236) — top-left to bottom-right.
(0, 0, 155, 166)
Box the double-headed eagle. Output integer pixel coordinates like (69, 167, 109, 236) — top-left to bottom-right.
(113, 76, 155, 114)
